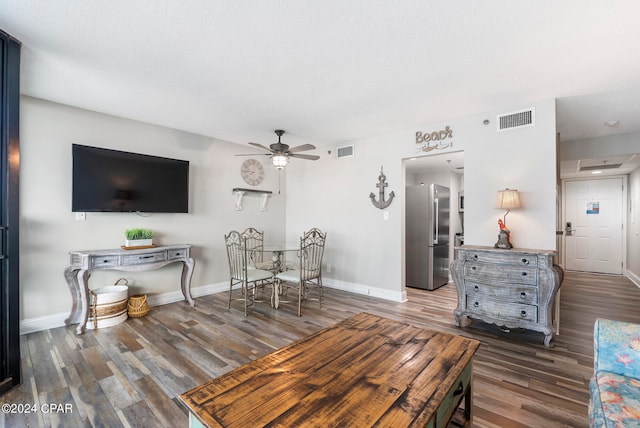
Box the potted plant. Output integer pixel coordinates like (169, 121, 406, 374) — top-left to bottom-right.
(124, 228, 155, 247)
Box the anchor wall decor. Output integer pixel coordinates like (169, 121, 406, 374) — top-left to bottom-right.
(370, 166, 395, 209)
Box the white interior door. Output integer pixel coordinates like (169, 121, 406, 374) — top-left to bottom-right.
(564, 178, 623, 274)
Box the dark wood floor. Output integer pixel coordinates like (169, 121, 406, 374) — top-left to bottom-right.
(2, 271, 639, 427)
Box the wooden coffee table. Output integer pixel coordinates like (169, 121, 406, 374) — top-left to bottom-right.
(180, 312, 480, 427)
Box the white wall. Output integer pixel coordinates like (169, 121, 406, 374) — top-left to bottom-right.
(285, 99, 559, 300)
(409, 170, 452, 187)
(561, 131, 640, 160)
(20, 96, 286, 326)
(462, 101, 558, 249)
(284, 136, 407, 301)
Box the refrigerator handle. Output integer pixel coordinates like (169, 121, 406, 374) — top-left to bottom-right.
(433, 198, 438, 244)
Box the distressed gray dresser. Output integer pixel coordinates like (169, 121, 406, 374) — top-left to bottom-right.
(451, 245, 563, 347)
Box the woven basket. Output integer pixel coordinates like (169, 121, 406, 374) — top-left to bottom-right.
(128, 294, 150, 318)
(88, 278, 129, 330)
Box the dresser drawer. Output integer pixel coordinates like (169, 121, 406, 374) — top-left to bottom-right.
(464, 263, 538, 285)
(436, 362, 472, 428)
(121, 251, 167, 266)
(466, 295, 537, 323)
(465, 281, 538, 305)
(465, 251, 538, 267)
(167, 248, 189, 259)
(90, 255, 118, 268)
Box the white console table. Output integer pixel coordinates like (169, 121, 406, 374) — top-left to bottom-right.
(64, 244, 195, 335)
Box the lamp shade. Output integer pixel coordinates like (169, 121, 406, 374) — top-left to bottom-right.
(496, 188, 521, 209)
(271, 154, 288, 170)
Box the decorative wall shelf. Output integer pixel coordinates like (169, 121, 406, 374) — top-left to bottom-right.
(232, 188, 273, 211)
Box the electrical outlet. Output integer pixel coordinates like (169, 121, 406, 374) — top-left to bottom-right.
(326, 264, 332, 273)
(383, 211, 389, 220)
(75, 212, 86, 221)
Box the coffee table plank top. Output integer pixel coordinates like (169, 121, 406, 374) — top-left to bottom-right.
(180, 312, 480, 427)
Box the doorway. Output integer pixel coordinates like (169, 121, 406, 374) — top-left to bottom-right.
(563, 178, 624, 274)
(404, 151, 464, 289)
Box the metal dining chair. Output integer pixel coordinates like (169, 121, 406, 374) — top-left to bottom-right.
(241, 227, 276, 271)
(275, 228, 326, 316)
(224, 230, 275, 316)
(282, 227, 326, 271)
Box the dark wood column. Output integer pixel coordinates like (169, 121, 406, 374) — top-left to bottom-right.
(0, 28, 21, 395)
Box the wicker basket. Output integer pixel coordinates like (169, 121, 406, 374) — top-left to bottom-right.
(88, 278, 129, 330)
(128, 294, 150, 318)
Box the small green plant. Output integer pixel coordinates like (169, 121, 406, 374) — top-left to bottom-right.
(125, 228, 155, 240)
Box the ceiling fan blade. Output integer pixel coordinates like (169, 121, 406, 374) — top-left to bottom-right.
(289, 153, 320, 161)
(248, 142, 274, 152)
(287, 144, 316, 153)
(235, 153, 270, 156)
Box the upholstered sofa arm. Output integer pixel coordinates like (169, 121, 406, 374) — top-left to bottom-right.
(594, 318, 640, 380)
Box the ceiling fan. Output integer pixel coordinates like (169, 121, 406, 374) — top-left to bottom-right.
(237, 129, 320, 169)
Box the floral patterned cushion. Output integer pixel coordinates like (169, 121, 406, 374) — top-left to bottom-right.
(590, 319, 640, 427)
(589, 371, 640, 427)
(594, 319, 640, 380)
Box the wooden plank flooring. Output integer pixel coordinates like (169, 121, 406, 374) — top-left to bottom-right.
(2, 271, 639, 427)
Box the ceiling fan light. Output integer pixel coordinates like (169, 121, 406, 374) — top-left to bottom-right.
(271, 154, 288, 169)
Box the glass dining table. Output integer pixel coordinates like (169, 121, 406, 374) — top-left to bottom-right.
(259, 243, 299, 308)
(260, 244, 299, 271)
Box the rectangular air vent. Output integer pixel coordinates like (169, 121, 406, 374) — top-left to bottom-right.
(336, 144, 354, 159)
(497, 108, 535, 132)
(580, 164, 622, 171)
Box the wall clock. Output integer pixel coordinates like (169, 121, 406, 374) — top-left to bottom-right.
(240, 158, 265, 186)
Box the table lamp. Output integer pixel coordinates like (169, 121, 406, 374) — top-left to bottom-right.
(495, 188, 521, 249)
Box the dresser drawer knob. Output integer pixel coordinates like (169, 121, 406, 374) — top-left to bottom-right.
(473, 301, 479, 308)
(521, 272, 527, 276)
(520, 292, 527, 299)
(521, 258, 529, 265)
(471, 266, 477, 270)
(520, 310, 527, 318)
(474, 285, 479, 292)
(473, 254, 478, 260)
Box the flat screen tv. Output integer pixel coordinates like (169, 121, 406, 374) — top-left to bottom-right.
(72, 144, 189, 213)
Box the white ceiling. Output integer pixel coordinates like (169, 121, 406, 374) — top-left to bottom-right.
(2, 1, 640, 176)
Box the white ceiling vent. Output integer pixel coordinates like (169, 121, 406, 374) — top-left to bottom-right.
(336, 144, 354, 159)
(497, 108, 535, 132)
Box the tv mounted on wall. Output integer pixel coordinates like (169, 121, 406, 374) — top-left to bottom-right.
(72, 144, 189, 213)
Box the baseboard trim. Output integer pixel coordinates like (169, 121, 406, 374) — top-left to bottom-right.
(20, 279, 405, 334)
(322, 278, 407, 302)
(627, 270, 640, 288)
(146, 281, 228, 307)
(20, 313, 69, 336)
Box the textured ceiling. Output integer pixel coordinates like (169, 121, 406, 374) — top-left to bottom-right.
(2, 0, 640, 152)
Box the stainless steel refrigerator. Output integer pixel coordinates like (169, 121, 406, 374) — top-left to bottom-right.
(406, 184, 450, 290)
